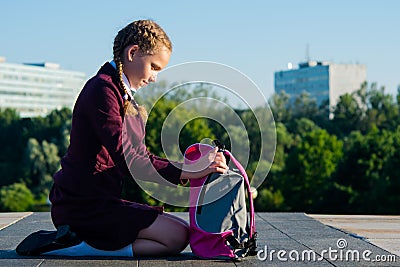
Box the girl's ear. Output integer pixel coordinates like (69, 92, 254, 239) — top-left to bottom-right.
(126, 45, 139, 62)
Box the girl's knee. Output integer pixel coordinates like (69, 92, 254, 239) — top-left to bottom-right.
(136, 214, 189, 255)
(169, 223, 189, 254)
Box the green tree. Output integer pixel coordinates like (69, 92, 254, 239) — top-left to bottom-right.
(0, 182, 35, 211)
(269, 91, 291, 123)
(279, 128, 343, 212)
(145, 97, 176, 156)
(291, 117, 321, 136)
(364, 83, 398, 131)
(23, 138, 60, 198)
(292, 92, 318, 121)
(381, 126, 400, 213)
(331, 93, 363, 137)
(58, 117, 72, 156)
(335, 127, 398, 214)
(221, 125, 249, 165)
(143, 82, 224, 158)
(239, 107, 276, 169)
(271, 122, 293, 172)
(248, 120, 291, 211)
(145, 97, 215, 160)
(271, 91, 321, 134)
(23, 107, 72, 157)
(0, 108, 26, 187)
(254, 187, 284, 211)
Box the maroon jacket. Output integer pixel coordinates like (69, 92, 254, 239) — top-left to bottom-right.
(49, 62, 183, 250)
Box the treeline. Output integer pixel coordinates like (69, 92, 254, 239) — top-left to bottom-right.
(0, 108, 71, 211)
(0, 81, 399, 214)
(263, 82, 400, 214)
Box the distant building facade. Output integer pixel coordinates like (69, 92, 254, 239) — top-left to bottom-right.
(0, 57, 86, 117)
(274, 61, 367, 108)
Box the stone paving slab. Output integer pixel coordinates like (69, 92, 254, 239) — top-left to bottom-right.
(257, 213, 400, 266)
(0, 212, 32, 230)
(310, 214, 400, 257)
(0, 212, 399, 266)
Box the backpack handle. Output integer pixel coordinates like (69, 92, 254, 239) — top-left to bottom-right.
(212, 140, 255, 238)
(222, 150, 256, 239)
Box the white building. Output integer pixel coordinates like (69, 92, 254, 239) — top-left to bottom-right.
(274, 61, 367, 108)
(0, 57, 86, 117)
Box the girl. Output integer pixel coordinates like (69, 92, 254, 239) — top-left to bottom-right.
(45, 20, 228, 257)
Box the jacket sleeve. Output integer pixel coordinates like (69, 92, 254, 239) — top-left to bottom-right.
(87, 80, 184, 186)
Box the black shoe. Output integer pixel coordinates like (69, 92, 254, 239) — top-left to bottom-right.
(16, 225, 82, 256)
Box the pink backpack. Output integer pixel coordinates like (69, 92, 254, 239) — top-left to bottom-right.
(184, 141, 257, 259)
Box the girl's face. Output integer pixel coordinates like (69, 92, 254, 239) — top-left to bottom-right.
(123, 45, 171, 90)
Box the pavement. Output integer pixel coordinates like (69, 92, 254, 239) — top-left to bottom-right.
(0, 212, 399, 266)
(309, 214, 400, 258)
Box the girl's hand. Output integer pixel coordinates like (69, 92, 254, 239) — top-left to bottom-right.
(180, 147, 229, 180)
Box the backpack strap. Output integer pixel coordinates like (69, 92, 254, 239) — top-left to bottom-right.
(226, 231, 258, 257)
(223, 150, 256, 239)
(225, 235, 243, 249)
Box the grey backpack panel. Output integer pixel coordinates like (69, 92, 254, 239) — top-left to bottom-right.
(195, 170, 249, 243)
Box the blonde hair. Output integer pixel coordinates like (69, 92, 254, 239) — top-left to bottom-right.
(113, 20, 172, 119)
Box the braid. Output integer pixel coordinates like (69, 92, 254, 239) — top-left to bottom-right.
(113, 20, 171, 120)
(115, 58, 138, 116)
(116, 59, 129, 97)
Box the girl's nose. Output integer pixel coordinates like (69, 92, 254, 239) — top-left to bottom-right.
(149, 73, 157, 83)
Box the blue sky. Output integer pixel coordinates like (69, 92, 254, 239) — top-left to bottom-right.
(1, 0, 399, 99)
